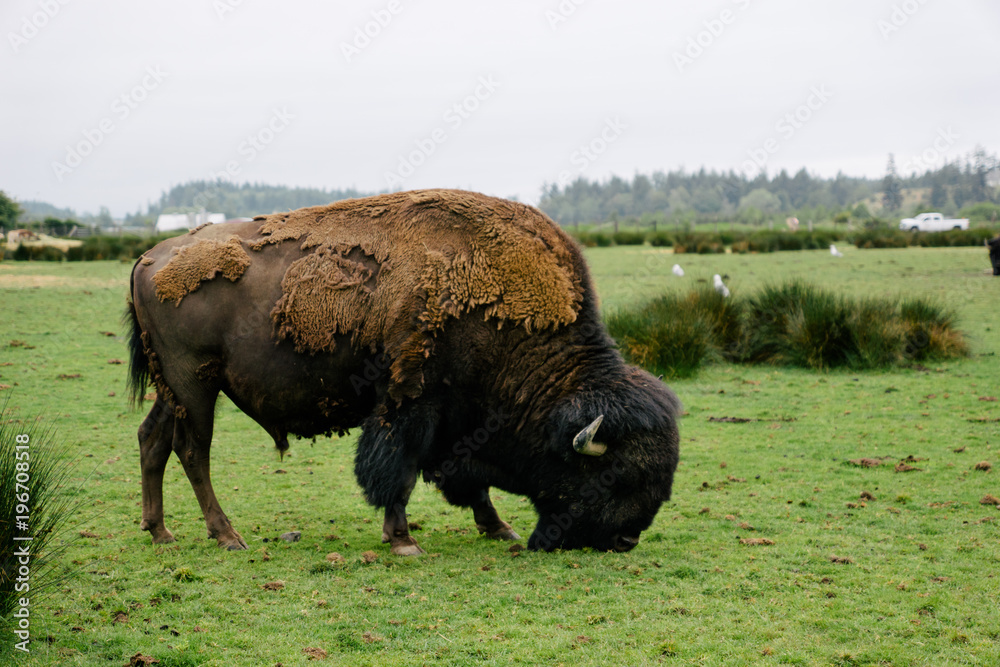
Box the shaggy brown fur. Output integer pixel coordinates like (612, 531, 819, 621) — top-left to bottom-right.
(195, 358, 224, 382)
(152, 236, 251, 305)
(250, 190, 584, 400)
(139, 331, 180, 416)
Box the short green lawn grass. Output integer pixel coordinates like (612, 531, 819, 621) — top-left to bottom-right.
(1, 245, 998, 666)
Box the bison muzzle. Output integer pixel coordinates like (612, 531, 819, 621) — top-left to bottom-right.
(126, 189, 680, 555)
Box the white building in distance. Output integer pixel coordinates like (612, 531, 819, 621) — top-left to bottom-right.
(156, 211, 226, 233)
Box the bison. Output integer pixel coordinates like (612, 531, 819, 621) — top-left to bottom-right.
(988, 235, 1000, 275)
(126, 190, 680, 555)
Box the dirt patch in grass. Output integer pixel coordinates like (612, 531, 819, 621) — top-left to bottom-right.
(302, 646, 328, 660)
(708, 416, 796, 423)
(848, 458, 886, 468)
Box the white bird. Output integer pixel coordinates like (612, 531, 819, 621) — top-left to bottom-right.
(830, 244, 844, 257)
(672, 263, 684, 277)
(713, 274, 730, 298)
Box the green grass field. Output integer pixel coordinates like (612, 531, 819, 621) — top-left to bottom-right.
(1, 245, 998, 666)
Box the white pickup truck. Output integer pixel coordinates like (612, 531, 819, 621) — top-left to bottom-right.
(898, 212, 969, 232)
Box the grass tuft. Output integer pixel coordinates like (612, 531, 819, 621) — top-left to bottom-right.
(606, 293, 712, 379)
(608, 281, 969, 377)
(0, 398, 85, 632)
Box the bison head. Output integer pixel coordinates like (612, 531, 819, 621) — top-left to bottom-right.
(526, 368, 681, 552)
(989, 236, 1000, 275)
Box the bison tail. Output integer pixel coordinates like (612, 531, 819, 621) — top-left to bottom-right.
(123, 298, 150, 409)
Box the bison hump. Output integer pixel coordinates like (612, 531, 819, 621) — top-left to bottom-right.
(259, 190, 585, 399)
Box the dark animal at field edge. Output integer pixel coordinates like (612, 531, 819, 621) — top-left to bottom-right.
(126, 189, 681, 555)
(988, 235, 1000, 276)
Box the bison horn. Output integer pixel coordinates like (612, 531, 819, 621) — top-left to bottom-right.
(573, 415, 606, 456)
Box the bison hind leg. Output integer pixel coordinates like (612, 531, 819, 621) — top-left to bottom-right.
(168, 386, 248, 551)
(139, 396, 177, 544)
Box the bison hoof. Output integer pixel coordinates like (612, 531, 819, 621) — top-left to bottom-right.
(216, 533, 248, 551)
(141, 520, 176, 544)
(477, 523, 521, 541)
(495, 528, 522, 541)
(390, 543, 425, 557)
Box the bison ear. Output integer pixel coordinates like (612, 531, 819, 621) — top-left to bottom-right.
(572, 415, 606, 456)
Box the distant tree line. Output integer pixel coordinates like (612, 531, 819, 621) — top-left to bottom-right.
(539, 148, 1000, 227)
(127, 180, 375, 225)
(5, 147, 999, 238)
(8, 181, 377, 236)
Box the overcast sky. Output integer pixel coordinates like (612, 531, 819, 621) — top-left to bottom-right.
(2, 0, 998, 216)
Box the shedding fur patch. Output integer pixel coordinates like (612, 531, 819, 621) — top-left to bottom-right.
(195, 358, 224, 382)
(252, 189, 584, 401)
(152, 236, 251, 305)
(140, 331, 178, 410)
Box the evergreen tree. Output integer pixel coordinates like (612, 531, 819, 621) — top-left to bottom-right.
(971, 145, 994, 203)
(929, 177, 948, 209)
(882, 154, 903, 212)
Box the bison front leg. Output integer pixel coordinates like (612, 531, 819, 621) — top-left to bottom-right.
(438, 482, 520, 541)
(471, 489, 521, 541)
(355, 403, 438, 556)
(172, 402, 248, 551)
(138, 396, 176, 544)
